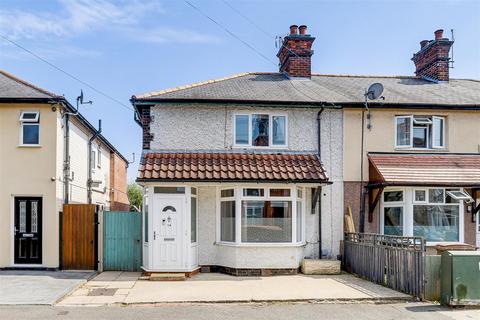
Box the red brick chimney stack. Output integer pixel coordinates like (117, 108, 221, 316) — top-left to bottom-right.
(412, 29, 454, 82)
(277, 25, 315, 78)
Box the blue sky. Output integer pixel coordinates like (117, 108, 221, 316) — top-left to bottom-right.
(1, 0, 479, 181)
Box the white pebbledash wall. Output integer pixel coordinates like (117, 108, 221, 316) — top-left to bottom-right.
(148, 104, 344, 268)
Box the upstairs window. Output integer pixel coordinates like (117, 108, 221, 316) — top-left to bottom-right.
(395, 115, 445, 149)
(19, 111, 40, 145)
(234, 113, 287, 147)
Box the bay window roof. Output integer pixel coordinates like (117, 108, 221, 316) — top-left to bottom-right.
(369, 153, 480, 187)
(137, 151, 329, 183)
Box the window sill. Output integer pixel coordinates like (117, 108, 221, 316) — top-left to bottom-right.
(394, 147, 447, 152)
(18, 144, 42, 148)
(215, 241, 306, 248)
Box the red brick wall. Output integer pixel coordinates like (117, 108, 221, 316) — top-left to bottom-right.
(109, 152, 130, 211)
(277, 36, 315, 78)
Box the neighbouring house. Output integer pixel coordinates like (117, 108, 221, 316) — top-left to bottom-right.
(0, 70, 129, 269)
(343, 29, 480, 252)
(132, 25, 344, 275)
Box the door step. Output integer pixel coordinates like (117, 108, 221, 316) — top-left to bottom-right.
(147, 272, 186, 281)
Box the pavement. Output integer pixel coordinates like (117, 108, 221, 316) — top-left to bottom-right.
(58, 271, 410, 306)
(1, 302, 480, 320)
(0, 270, 95, 305)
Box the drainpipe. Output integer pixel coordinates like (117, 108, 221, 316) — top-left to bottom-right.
(88, 119, 102, 204)
(359, 109, 366, 233)
(64, 113, 70, 204)
(317, 107, 324, 259)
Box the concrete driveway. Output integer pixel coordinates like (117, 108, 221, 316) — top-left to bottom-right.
(0, 270, 94, 305)
(59, 272, 411, 306)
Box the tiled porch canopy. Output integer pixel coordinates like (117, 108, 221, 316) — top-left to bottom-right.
(368, 153, 480, 187)
(137, 152, 329, 183)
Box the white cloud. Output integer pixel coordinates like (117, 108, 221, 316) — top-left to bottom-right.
(0, 0, 218, 45)
(0, 0, 164, 40)
(133, 27, 220, 44)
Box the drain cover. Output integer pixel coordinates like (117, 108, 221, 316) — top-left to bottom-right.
(88, 288, 117, 296)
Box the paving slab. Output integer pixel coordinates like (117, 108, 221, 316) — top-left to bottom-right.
(0, 270, 94, 305)
(59, 272, 411, 306)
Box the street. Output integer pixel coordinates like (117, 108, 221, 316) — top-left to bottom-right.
(1, 302, 479, 320)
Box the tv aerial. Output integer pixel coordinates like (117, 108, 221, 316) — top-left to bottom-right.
(364, 83, 385, 129)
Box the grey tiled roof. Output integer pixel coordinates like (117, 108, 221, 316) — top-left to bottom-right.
(134, 72, 480, 106)
(0, 70, 58, 99)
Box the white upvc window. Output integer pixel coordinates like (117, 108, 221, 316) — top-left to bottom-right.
(19, 111, 40, 145)
(233, 113, 288, 148)
(381, 187, 465, 244)
(394, 115, 445, 149)
(218, 186, 304, 245)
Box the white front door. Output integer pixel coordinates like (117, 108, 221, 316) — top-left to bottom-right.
(153, 196, 185, 270)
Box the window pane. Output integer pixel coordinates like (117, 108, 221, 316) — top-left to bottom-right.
(296, 201, 302, 242)
(396, 117, 411, 146)
(191, 187, 197, 195)
(243, 188, 264, 197)
(252, 114, 269, 146)
(221, 189, 234, 198)
(221, 201, 236, 242)
(415, 190, 426, 202)
(154, 187, 185, 194)
(23, 124, 39, 144)
(297, 188, 303, 199)
(241, 200, 292, 243)
(413, 127, 427, 148)
(235, 115, 249, 145)
(270, 189, 290, 197)
(384, 207, 403, 235)
(144, 199, 148, 243)
(272, 116, 286, 145)
(383, 190, 403, 202)
(429, 189, 444, 203)
(191, 197, 197, 243)
(445, 189, 460, 203)
(413, 205, 459, 241)
(433, 117, 444, 147)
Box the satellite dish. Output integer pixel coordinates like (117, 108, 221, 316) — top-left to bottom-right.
(366, 83, 384, 100)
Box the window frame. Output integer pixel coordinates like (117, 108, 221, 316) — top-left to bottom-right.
(380, 187, 464, 244)
(233, 112, 288, 148)
(216, 185, 305, 246)
(19, 111, 40, 146)
(394, 115, 446, 150)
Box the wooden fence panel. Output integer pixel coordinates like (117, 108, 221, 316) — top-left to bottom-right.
(343, 233, 426, 298)
(62, 204, 97, 270)
(103, 211, 142, 271)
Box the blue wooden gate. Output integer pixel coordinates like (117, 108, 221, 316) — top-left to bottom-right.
(103, 211, 142, 271)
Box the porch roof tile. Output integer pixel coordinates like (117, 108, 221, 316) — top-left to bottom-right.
(368, 153, 480, 187)
(137, 151, 328, 183)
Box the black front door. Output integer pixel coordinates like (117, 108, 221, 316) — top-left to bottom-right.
(14, 197, 42, 264)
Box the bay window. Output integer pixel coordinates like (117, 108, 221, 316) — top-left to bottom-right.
(395, 115, 445, 149)
(218, 186, 304, 244)
(234, 113, 287, 147)
(381, 187, 464, 243)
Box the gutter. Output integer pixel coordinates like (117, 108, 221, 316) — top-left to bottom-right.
(87, 120, 102, 204)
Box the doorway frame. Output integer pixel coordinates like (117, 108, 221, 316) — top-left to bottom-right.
(143, 185, 198, 272)
(10, 194, 45, 268)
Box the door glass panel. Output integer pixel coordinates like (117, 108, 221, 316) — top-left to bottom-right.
(19, 201, 27, 233)
(384, 207, 403, 236)
(31, 201, 38, 233)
